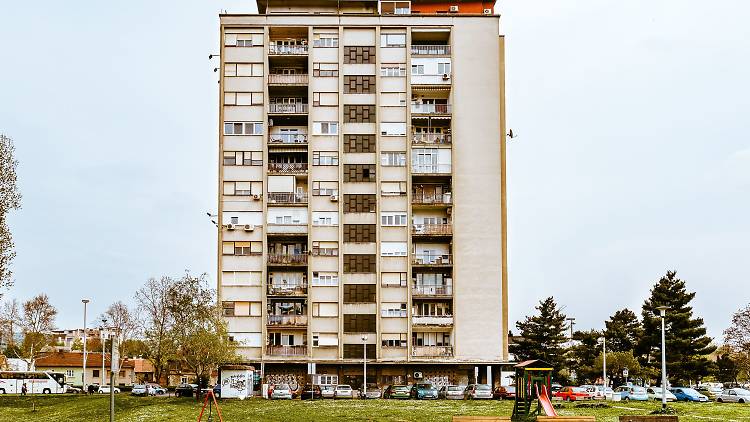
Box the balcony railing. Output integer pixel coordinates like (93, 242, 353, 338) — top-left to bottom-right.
(412, 315, 454, 326)
(267, 315, 308, 326)
(269, 44, 308, 55)
(267, 163, 308, 174)
(412, 345, 453, 357)
(268, 74, 309, 84)
(412, 285, 453, 296)
(412, 133, 452, 145)
(412, 193, 452, 205)
(269, 134, 308, 144)
(412, 164, 452, 174)
(266, 345, 308, 356)
(411, 45, 451, 56)
(267, 283, 308, 296)
(267, 192, 308, 204)
(412, 254, 452, 265)
(411, 104, 451, 114)
(412, 224, 452, 236)
(269, 103, 309, 114)
(267, 253, 308, 265)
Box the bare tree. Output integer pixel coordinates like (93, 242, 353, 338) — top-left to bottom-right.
(0, 134, 22, 298)
(0, 298, 21, 347)
(100, 301, 137, 347)
(135, 276, 177, 384)
(19, 294, 57, 368)
(724, 303, 750, 380)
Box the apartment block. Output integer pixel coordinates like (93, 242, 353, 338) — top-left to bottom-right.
(217, 0, 508, 389)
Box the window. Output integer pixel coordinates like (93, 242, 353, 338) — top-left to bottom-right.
(380, 92, 406, 106)
(382, 272, 407, 287)
(224, 32, 262, 47)
(312, 271, 339, 286)
(93, 370, 100, 378)
(224, 63, 263, 77)
(381, 64, 406, 77)
(381, 212, 407, 226)
(222, 271, 262, 286)
(224, 92, 263, 105)
(223, 122, 263, 135)
(312, 333, 338, 347)
(250, 302, 262, 317)
(313, 121, 338, 135)
(381, 333, 407, 348)
(312, 181, 338, 196)
(380, 122, 406, 136)
(312, 302, 339, 317)
(412, 331, 451, 347)
(312, 241, 339, 256)
(381, 152, 406, 166)
(313, 34, 339, 48)
(381, 182, 407, 196)
(313, 62, 339, 77)
(313, 92, 338, 106)
(438, 62, 451, 75)
(380, 33, 406, 48)
(411, 64, 425, 75)
(312, 212, 338, 226)
(222, 241, 262, 256)
(222, 301, 235, 316)
(222, 181, 261, 196)
(65, 370, 74, 377)
(381, 242, 407, 256)
(313, 151, 339, 166)
(381, 303, 407, 317)
(223, 151, 262, 166)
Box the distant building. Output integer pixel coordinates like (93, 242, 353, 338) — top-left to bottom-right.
(35, 351, 135, 388)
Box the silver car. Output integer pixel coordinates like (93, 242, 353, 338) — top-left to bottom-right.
(131, 384, 148, 396)
(465, 384, 493, 400)
(440, 385, 466, 400)
(716, 388, 750, 403)
(270, 383, 293, 400)
(320, 385, 336, 399)
(334, 384, 354, 399)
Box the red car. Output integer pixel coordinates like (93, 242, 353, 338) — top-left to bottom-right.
(553, 386, 593, 401)
(493, 386, 516, 400)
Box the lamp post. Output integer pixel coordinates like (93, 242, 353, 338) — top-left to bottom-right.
(82, 299, 90, 392)
(566, 317, 576, 340)
(361, 334, 368, 396)
(656, 306, 670, 411)
(598, 336, 607, 388)
(101, 318, 107, 387)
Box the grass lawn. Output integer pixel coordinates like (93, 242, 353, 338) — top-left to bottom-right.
(1, 395, 749, 421)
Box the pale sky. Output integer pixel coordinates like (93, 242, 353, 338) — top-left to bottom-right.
(1, 1, 748, 341)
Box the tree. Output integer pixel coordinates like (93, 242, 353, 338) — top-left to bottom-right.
(101, 301, 138, 345)
(19, 294, 57, 368)
(593, 351, 642, 386)
(604, 308, 643, 353)
(724, 303, 750, 381)
(71, 338, 83, 351)
(714, 347, 739, 383)
(0, 298, 21, 348)
(0, 134, 22, 298)
(637, 271, 716, 384)
(167, 272, 238, 397)
(135, 276, 177, 385)
(567, 329, 603, 384)
(509, 297, 568, 379)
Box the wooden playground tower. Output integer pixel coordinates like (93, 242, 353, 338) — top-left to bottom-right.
(511, 359, 555, 421)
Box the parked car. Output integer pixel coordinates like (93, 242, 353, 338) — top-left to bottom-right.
(696, 385, 723, 400)
(175, 383, 197, 398)
(131, 384, 149, 396)
(334, 384, 354, 399)
(300, 384, 322, 400)
(65, 385, 82, 394)
(671, 387, 709, 402)
(493, 386, 516, 400)
(590, 385, 614, 400)
(270, 383, 293, 400)
(440, 385, 466, 400)
(359, 384, 381, 399)
(383, 384, 411, 399)
(550, 383, 563, 393)
(212, 384, 221, 398)
(553, 386, 592, 401)
(464, 384, 493, 400)
(615, 386, 649, 401)
(97, 385, 121, 394)
(646, 387, 677, 402)
(148, 384, 166, 395)
(320, 385, 336, 399)
(716, 388, 750, 403)
(410, 382, 438, 400)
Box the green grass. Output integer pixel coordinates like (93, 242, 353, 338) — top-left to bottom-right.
(0, 396, 749, 421)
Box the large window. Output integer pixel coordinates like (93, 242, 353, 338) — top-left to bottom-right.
(312, 212, 339, 226)
(222, 241, 262, 256)
(381, 242, 407, 257)
(381, 212, 407, 226)
(380, 122, 406, 136)
(382, 272, 407, 287)
(313, 33, 339, 48)
(223, 151, 262, 166)
(313, 62, 339, 77)
(222, 181, 261, 196)
(381, 303, 407, 318)
(224, 63, 263, 77)
(312, 181, 339, 196)
(312, 271, 339, 286)
(382, 333, 407, 348)
(380, 33, 406, 48)
(312, 302, 339, 317)
(313, 151, 339, 166)
(313, 121, 339, 135)
(381, 152, 406, 167)
(224, 122, 263, 135)
(224, 92, 263, 105)
(381, 64, 406, 77)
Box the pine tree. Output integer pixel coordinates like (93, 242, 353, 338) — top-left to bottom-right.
(510, 297, 568, 379)
(637, 270, 716, 384)
(567, 329, 603, 383)
(604, 308, 643, 352)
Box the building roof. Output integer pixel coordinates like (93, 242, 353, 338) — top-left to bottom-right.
(35, 351, 135, 369)
(256, 0, 378, 14)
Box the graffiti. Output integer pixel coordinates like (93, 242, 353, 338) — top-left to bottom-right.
(222, 374, 247, 391)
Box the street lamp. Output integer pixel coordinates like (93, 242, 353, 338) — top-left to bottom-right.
(82, 299, 90, 392)
(656, 306, 670, 411)
(597, 336, 607, 388)
(361, 334, 368, 396)
(101, 318, 107, 387)
(566, 317, 576, 340)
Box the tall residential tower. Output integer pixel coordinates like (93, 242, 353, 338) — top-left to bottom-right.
(218, 0, 508, 388)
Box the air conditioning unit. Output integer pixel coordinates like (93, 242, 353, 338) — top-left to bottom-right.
(442, 73, 450, 81)
(226, 224, 235, 230)
(253, 194, 261, 200)
(330, 194, 338, 202)
(449, 5, 459, 12)
(244, 224, 254, 232)
(413, 371, 424, 379)
(483, 8, 493, 15)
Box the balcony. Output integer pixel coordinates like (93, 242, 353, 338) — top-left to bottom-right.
(268, 163, 308, 174)
(266, 345, 308, 356)
(412, 285, 453, 297)
(268, 74, 309, 85)
(269, 103, 309, 114)
(267, 192, 308, 205)
(412, 224, 452, 236)
(411, 133, 451, 145)
(267, 253, 308, 265)
(411, 104, 451, 115)
(267, 315, 308, 327)
(269, 133, 308, 145)
(412, 164, 452, 174)
(412, 193, 452, 206)
(411, 345, 453, 358)
(267, 283, 308, 296)
(411, 45, 451, 56)
(269, 44, 308, 55)
(412, 315, 454, 326)
(412, 254, 452, 266)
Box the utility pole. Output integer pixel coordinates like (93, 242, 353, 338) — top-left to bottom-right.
(361, 334, 368, 397)
(657, 306, 670, 411)
(101, 318, 107, 387)
(82, 299, 89, 392)
(110, 333, 118, 422)
(566, 317, 576, 339)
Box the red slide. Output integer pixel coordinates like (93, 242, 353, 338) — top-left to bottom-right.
(536, 384, 558, 417)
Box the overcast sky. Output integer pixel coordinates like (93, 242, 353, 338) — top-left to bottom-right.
(1, 1, 748, 341)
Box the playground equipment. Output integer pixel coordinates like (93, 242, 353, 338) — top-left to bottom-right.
(511, 359, 558, 421)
